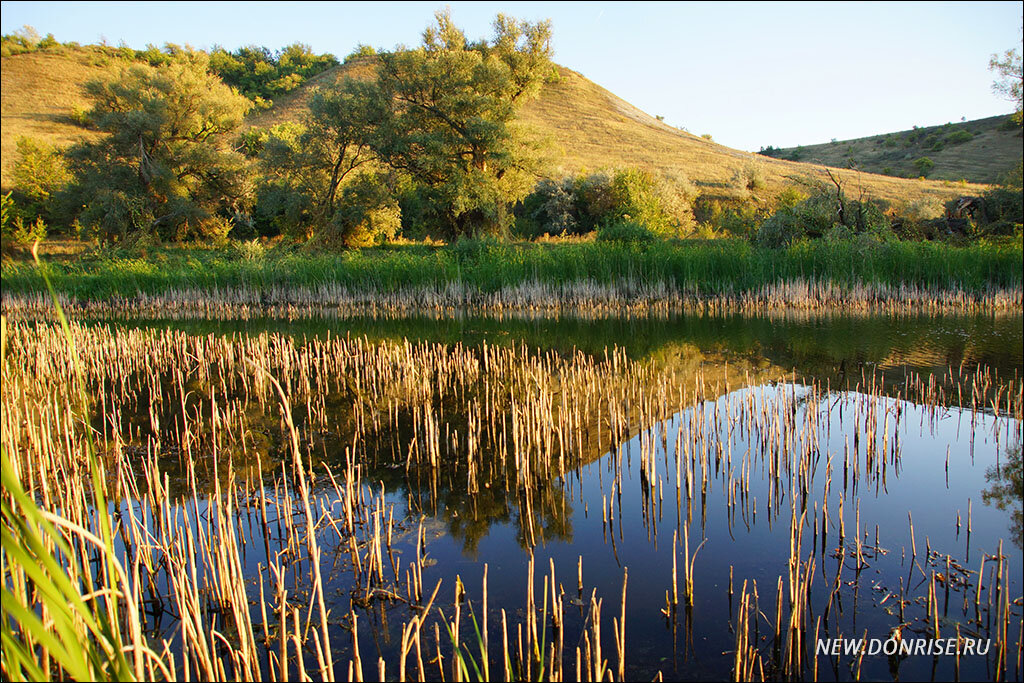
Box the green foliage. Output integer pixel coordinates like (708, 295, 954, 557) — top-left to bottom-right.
(990, 46, 1023, 125)
(62, 50, 252, 243)
(979, 187, 1024, 236)
(1, 25, 49, 56)
(944, 129, 974, 145)
(516, 169, 694, 239)
(256, 84, 377, 237)
(515, 177, 577, 238)
(1000, 160, 1023, 190)
(234, 238, 267, 261)
(607, 168, 693, 236)
(755, 184, 891, 248)
(3, 239, 1019, 302)
(331, 174, 402, 247)
(912, 156, 935, 177)
(11, 137, 71, 226)
(364, 10, 554, 237)
(596, 220, 655, 245)
(344, 44, 377, 63)
(1, 193, 48, 253)
(208, 42, 338, 105)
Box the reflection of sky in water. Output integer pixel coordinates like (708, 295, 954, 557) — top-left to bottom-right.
(401, 389, 1021, 681)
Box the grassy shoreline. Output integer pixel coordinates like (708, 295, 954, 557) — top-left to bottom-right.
(2, 239, 1021, 313)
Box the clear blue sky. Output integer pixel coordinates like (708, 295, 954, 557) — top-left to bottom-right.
(2, 1, 1021, 151)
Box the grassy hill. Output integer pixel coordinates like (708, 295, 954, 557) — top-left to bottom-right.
(1, 48, 995, 211)
(0, 48, 123, 188)
(767, 116, 1022, 184)
(249, 60, 986, 209)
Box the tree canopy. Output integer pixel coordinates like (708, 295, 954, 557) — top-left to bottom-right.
(990, 46, 1023, 125)
(64, 49, 252, 242)
(364, 10, 554, 237)
(209, 43, 338, 107)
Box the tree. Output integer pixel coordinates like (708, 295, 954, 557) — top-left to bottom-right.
(913, 156, 935, 177)
(256, 84, 379, 237)
(990, 46, 1023, 125)
(12, 137, 71, 223)
(366, 10, 554, 237)
(209, 43, 338, 107)
(64, 49, 252, 242)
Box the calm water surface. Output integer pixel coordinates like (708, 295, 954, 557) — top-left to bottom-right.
(103, 312, 1021, 681)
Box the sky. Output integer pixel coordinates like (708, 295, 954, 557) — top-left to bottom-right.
(2, 1, 1021, 152)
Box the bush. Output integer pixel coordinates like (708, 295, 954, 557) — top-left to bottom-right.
(515, 168, 695, 239)
(235, 238, 267, 261)
(913, 157, 935, 177)
(607, 168, 687, 236)
(755, 186, 891, 248)
(515, 178, 577, 238)
(1, 202, 47, 252)
(981, 187, 1024, 228)
(192, 215, 233, 244)
(12, 137, 71, 225)
(944, 130, 974, 145)
(331, 174, 402, 248)
(596, 220, 655, 245)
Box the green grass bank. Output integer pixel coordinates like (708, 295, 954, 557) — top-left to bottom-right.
(4, 239, 1021, 298)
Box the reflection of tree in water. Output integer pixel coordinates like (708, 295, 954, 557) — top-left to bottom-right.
(417, 475, 573, 557)
(359, 400, 574, 557)
(983, 439, 1023, 550)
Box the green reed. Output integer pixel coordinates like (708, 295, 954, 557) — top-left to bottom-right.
(3, 239, 1020, 302)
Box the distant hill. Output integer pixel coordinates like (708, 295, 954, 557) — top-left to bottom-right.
(764, 116, 1022, 185)
(2, 47, 991, 211)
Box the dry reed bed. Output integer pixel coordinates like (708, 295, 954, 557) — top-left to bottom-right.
(2, 276, 1022, 321)
(2, 321, 1022, 681)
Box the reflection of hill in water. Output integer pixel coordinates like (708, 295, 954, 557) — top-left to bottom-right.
(98, 311, 1022, 372)
(60, 313, 1020, 554)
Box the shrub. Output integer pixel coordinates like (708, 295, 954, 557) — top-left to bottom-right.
(606, 168, 693, 236)
(192, 215, 234, 244)
(331, 174, 402, 248)
(755, 186, 891, 247)
(944, 130, 974, 145)
(345, 44, 377, 62)
(516, 178, 577, 238)
(2, 214, 47, 252)
(12, 137, 71, 223)
(235, 238, 267, 261)
(69, 104, 92, 127)
(596, 220, 655, 245)
(516, 168, 695, 240)
(981, 187, 1024, 229)
(913, 157, 935, 177)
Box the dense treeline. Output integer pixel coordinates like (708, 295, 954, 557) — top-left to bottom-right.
(1, 14, 1022, 257)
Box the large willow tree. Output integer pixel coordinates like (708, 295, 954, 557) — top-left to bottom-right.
(64, 49, 252, 242)
(368, 10, 554, 237)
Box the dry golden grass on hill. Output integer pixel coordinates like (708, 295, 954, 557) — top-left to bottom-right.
(0, 50, 127, 187)
(249, 61, 990, 208)
(772, 116, 1022, 184)
(2, 51, 994, 208)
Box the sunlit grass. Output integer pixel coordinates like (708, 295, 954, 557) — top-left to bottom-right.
(2, 239, 1020, 302)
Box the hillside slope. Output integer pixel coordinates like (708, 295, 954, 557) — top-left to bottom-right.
(249, 61, 986, 208)
(2, 50, 991, 210)
(768, 116, 1022, 184)
(0, 50, 124, 188)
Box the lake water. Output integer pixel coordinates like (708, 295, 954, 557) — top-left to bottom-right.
(49, 312, 1024, 680)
